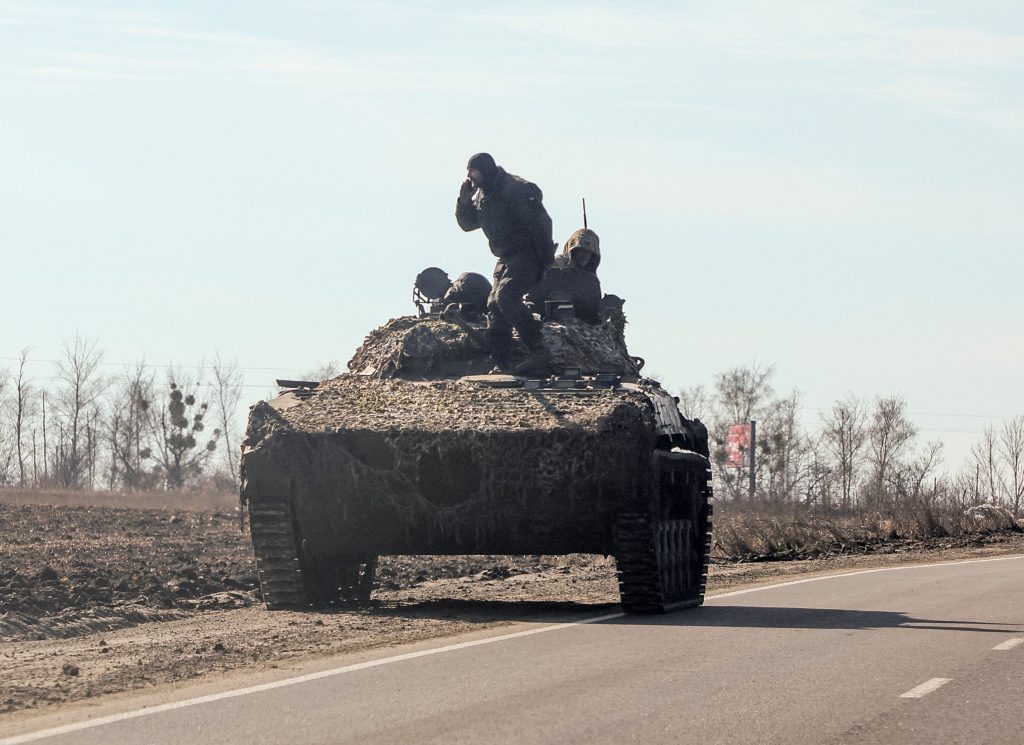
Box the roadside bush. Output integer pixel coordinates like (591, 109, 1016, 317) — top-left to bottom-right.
(712, 502, 1019, 561)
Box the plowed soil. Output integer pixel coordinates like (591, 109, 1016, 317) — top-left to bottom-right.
(1, 495, 1022, 722)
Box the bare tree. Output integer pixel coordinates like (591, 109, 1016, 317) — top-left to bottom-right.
(968, 425, 1002, 505)
(0, 366, 11, 485)
(51, 334, 108, 488)
(709, 362, 776, 501)
(302, 360, 341, 381)
(148, 374, 220, 489)
(676, 383, 712, 422)
(714, 362, 775, 426)
(866, 395, 916, 506)
(11, 349, 35, 486)
(998, 416, 1024, 517)
(107, 362, 156, 491)
(891, 441, 944, 507)
(40, 391, 49, 484)
(210, 352, 244, 481)
(821, 395, 868, 510)
(801, 441, 838, 507)
(31, 431, 39, 486)
(948, 469, 978, 511)
(759, 391, 809, 504)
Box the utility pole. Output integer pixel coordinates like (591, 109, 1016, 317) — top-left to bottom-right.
(749, 420, 757, 500)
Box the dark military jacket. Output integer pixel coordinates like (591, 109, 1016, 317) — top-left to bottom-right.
(455, 167, 555, 266)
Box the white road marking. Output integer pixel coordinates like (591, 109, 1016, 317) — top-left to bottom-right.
(708, 553, 1024, 601)
(900, 677, 952, 698)
(3, 553, 1022, 744)
(992, 637, 1024, 651)
(0, 613, 626, 745)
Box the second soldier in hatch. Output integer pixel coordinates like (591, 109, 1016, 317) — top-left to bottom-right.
(456, 153, 556, 375)
(556, 228, 601, 273)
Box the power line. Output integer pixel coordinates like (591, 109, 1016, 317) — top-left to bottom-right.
(788, 422, 987, 436)
(26, 377, 273, 389)
(800, 406, 1015, 420)
(0, 357, 294, 372)
(5, 360, 1020, 424)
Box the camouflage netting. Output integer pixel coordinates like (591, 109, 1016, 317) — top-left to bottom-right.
(346, 315, 638, 378)
(241, 376, 661, 553)
(265, 376, 655, 434)
(241, 307, 665, 552)
(346, 317, 484, 378)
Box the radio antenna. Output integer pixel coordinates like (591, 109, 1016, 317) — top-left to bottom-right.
(582, 198, 588, 229)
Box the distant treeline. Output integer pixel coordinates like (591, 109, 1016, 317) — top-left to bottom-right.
(0, 336, 244, 492)
(678, 363, 1023, 518)
(2, 340, 1022, 518)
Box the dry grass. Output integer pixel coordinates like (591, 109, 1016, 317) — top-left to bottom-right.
(0, 487, 238, 512)
(3, 489, 1015, 562)
(712, 503, 1020, 561)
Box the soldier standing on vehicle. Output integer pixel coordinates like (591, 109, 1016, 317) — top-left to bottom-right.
(456, 152, 556, 375)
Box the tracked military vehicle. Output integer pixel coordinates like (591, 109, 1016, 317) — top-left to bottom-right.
(240, 266, 713, 613)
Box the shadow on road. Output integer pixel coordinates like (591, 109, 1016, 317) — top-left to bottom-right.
(360, 599, 1022, 635)
(606, 605, 1024, 633)
(332, 598, 620, 624)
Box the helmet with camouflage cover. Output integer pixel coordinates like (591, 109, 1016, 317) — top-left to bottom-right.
(560, 228, 601, 272)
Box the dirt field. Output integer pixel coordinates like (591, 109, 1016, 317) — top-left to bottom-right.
(1, 491, 1022, 721)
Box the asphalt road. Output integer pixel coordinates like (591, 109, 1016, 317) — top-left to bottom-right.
(3, 555, 1023, 745)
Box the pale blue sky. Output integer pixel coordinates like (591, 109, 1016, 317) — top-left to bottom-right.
(1, 1, 1022, 466)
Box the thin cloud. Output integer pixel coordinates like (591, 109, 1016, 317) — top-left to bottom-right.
(6, 0, 1021, 135)
(463, 3, 1024, 69)
(22, 64, 151, 81)
(112, 23, 274, 49)
(529, 133, 1024, 234)
(875, 73, 981, 110)
(10, 14, 579, 96)
(901, 27, 1024, 69)
(438, 2, 1024, 135)
(874, 74, 1024, 136)
(0, 2, 164, 27)
(455, 7, 674, 48)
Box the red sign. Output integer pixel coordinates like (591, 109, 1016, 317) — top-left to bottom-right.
(726, 424, 751, 467)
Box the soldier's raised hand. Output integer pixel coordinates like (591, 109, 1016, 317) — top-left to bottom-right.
(459, 178, 475, 201)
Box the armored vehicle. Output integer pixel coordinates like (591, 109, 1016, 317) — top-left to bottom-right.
(240, 267, 713, 613)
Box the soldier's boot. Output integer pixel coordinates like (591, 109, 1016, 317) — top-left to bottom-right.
(486, 326, 514, 372)
(513, 328, 552, 377)
(490, 355, 514, 374)
(514, 349, 551, 377)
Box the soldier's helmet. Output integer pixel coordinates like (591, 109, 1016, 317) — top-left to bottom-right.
(561, 229, 601, 272)
(443, 272, 492, 314)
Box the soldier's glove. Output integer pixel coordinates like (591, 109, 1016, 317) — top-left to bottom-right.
(458, 179, 475, 202)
